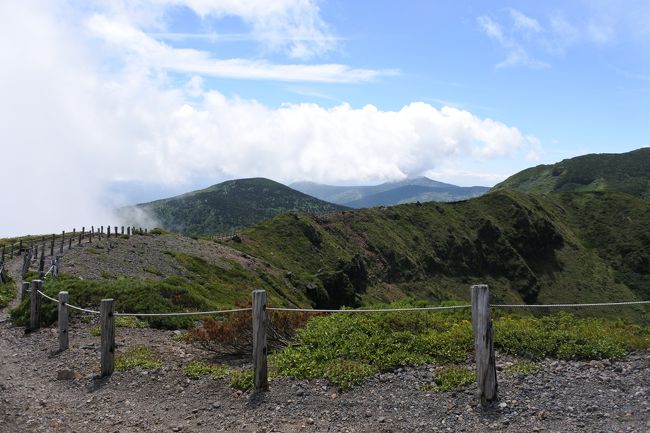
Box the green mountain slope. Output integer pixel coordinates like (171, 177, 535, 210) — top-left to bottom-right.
(224, 191, 649, 322)
(492, 148, 650, 199)
(121, 178, 347, 236)
(291, 177, 490, 207)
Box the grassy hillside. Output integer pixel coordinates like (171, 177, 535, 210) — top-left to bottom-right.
(291, 177, 489, 208)
(227, 191, 650, 322)
(120, 178, 347, 236)
(12, 190, 649, 328)
(492, 148, 650, 199)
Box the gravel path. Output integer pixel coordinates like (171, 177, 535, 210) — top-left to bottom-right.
(1, 257, 649, 433)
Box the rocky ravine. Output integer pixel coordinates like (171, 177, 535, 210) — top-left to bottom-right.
(0, 257, 649, 433)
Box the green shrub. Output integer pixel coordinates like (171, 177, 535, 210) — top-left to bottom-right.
(504, 361, 542, 376)
(230, 370, 254, 391)
(423, 366, 475, 392)
(271, 302, 650, 390)
(115, 346, 161, 371)
(184, 361, 229, 379)
(494, 313, 650, 360)
(0, 277, 15, 308)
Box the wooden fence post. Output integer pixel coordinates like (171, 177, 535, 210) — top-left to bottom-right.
(121, 226, 124, 235)
(29, 280, 42, 332)
(107, 226, 111, 238)
(100, 299, 115, 376)
(79, 227, 84, 246)
(471, 284, 497, 405)
(70, 229, 75, 249)
(18, 240, 23, 254)
(58, 291, 69, 351)
(89, 226, 94, 243)
(252, 289, 269, 392)
(38, 254, 45, 279)
(60, 231, 65, 253)
(21, 282, 29, 301)
(127, 227, 131, 236)
(1, 245, 4, 262)
(50, 235, 55, 256)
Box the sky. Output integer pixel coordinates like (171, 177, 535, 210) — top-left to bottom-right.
(1, 0, 649, 236)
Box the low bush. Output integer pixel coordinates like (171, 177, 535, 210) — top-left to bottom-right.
(230, 370, 254, 391)
(422, 366, 475, 392)
(0, 276, 14, 308)
(187, 308, 315, 356)
(184, 361, 229, 379)
(115, 346, 161, 371)
(270, 301, 650, 390)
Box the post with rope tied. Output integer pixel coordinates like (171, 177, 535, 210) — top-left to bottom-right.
(29, 279, 43, 332)
(58, 291, 69, 351)
(252, 289, 269, 392)
(100, 299, 116, 376)
(471, 284, 497, 405)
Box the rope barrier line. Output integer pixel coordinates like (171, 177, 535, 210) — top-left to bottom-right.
(36, 290, 100, 314)
(114, 307, 252, 317)
(492, 300, 650, 308)
(267, 305, 472, 313)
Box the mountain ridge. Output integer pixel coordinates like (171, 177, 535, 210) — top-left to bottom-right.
(291, 176, 490, 207)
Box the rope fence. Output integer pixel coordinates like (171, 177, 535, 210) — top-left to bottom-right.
(21, 279, 650, 404)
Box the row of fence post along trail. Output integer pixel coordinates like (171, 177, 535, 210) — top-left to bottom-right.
(24, 279, 498, 404)
(0, 226, 149, 280)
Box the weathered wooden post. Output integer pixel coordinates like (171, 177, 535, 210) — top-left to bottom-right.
(50, 235, 55, 256)
(21, 282, 29, 301)
(70, 229, 75, 249)
(107, 226, 111, 238)
(100, 299, 115, 376)
(89, 226, 94, 243)
(60, 231, 65, 253)
(471, 284, 497, 405)
(127, 227, 131, 236)
(114, 226, 118, 236)
(79, 227, 84, 246)
(58, 291, 69, 351)
(18, 240, 23, 255)
(29, 280, 42, 331)
(252, 289, 269, 392)
(38, 254, 45, 279)
(121, 226, 124, 235)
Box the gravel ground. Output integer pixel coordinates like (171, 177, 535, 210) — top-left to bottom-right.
(1, 255, 649, 433)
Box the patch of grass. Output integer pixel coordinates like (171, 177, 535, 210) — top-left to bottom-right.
(422, 366, 475, 392)
(230, 369, 254, 391)
(90, 316, 148, 336)
(0, 275, 15, 308)
(504, 361, 542, 376)
(494, 313, 650, 360)
(116, 316, 148, 328)
(115, 346, 161, 371)
(271, 302, 650, 390)
(184, 361, 229, 379)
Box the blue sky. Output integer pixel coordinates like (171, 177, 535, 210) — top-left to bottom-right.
(1, 0, 649, 234)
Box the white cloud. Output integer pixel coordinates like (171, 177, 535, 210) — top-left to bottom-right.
(87, 14, 392, 83)
(478, 13, 549, 69)
(510, 9, 543, 34)
(97, 0, 336, 59)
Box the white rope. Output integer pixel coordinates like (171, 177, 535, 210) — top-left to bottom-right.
(65, 304, 100, 314)
(114, 307, 252, 317)
(492, 300, 650, 308)
(36, 290, 59, 303)
(43, 265, 55, 279)
(267, 304, 472, 313)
